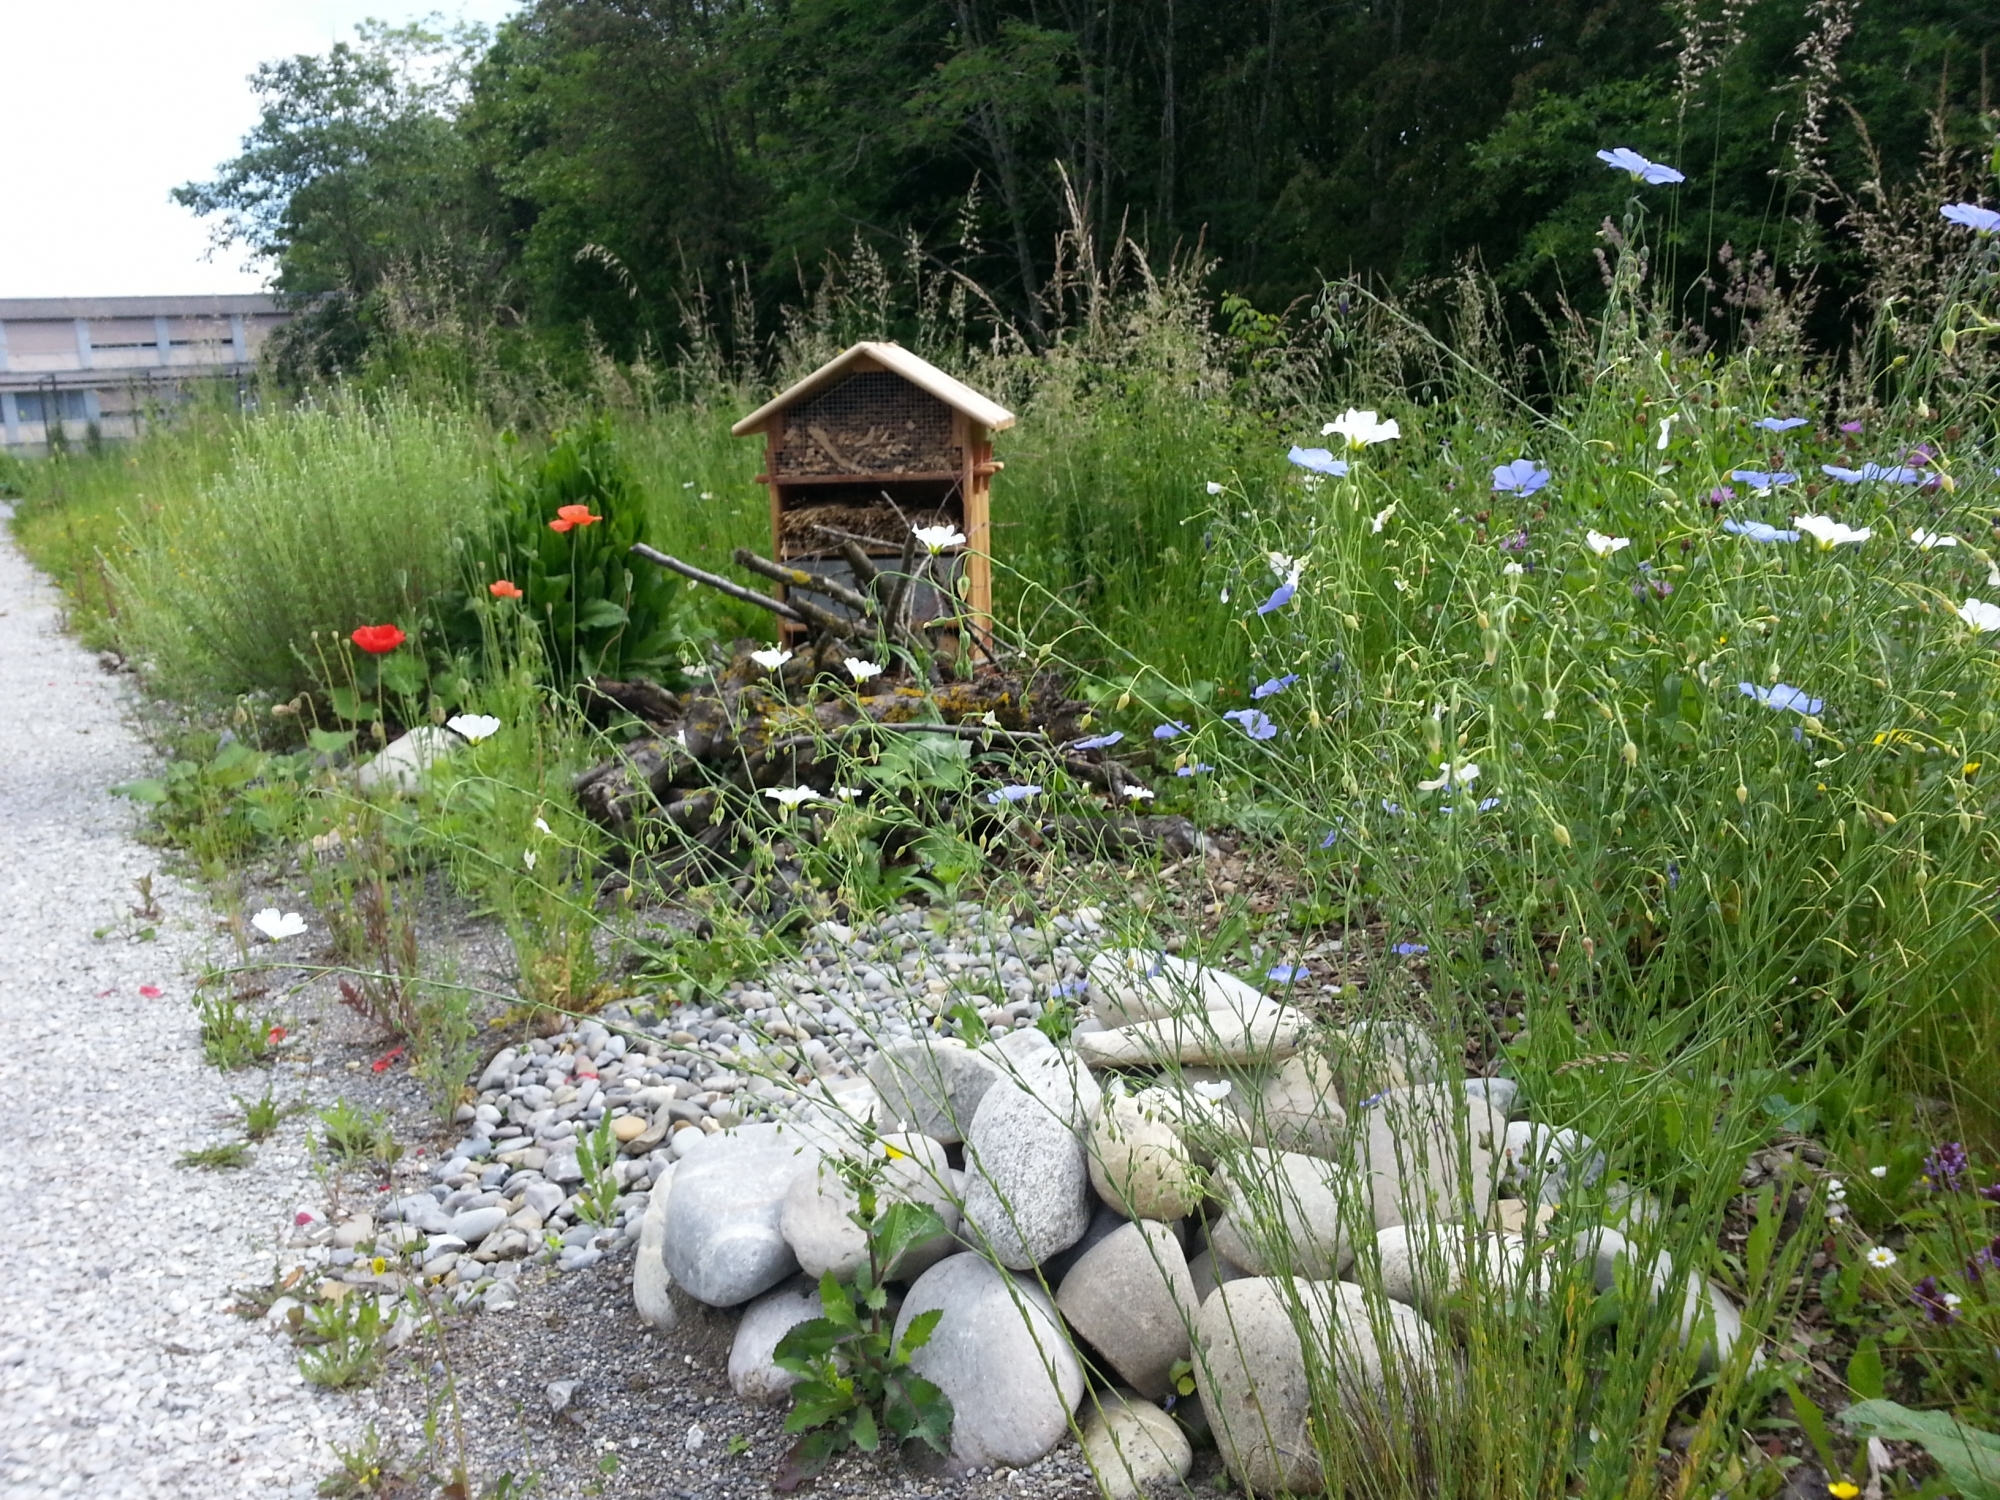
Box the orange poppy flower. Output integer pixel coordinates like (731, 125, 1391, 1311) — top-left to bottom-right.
(548, 503, 603, 533)
(489, 579, 524, 599)
(351, 623, 406, 654)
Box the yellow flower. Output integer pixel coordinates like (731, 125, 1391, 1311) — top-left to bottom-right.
(1966, 761, 1982, 775)
(882, 1143, 907, 1161)
(371, 1256, 388, 1275)
(1828, 1482, 1859, 1499)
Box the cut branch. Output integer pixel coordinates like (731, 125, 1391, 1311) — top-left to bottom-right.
(629, 544, 807, 624)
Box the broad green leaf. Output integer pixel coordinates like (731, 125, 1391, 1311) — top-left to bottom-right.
(307, 728, 357, 755)
(849, 1402, 879, 1453)
(577, 599, 629, 629)
(1838, 1400, 2000, 1499)
(782, 1382, 855, 1433)
(1846, 1339, 1885, 1401)
(112, 778, 169, 804)
(874, 1201, 947, 1275)
(1783, 1381, 1840, 1478)
(897, 1307, 944, 1358)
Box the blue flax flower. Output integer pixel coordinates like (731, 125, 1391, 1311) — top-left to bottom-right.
(1729, 469, 1798, 490)
(1941, 202, 2000, 234)
(1821, 463, 1922, 485)
(1287, 446, 1351, 478)
(1379, 799, 1405, 816)
(1175, 763, 1215, 777)
(1492, 459, 1551, 494)
(1392, 942, 1430, 957)
(1597, 147, 1685, 185)
(1222, 708, 1278, 741)
(1071, 731, 1123, 750)
(986, 784, 1043, 804)
(1722, 518, 1799, 543)
(1153, 721, 1190, 740)
(1318, 827, 1340, 848)
(1755, 417, 1808, 432)
(1255, 581, 1296, 615)
(1252, 673, 1299, 700)
(1738, 682, 1824, 716)
(1266, 964, 1308, 983)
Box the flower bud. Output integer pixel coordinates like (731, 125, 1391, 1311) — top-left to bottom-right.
(1551, 821, 1572, 848)
(1736, 783, 1749, 804)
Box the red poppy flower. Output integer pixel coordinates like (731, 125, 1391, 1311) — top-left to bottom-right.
(351, 623, 406, 655)
(268, 1024, 288, 1045)
(489, 579, 523, 599)
(139, 985, 163, 999)
(371, 1045, 405, 1074)
(548, 503, 603, 533)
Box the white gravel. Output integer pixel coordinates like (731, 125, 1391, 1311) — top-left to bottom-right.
(0, 509, 355, 1498)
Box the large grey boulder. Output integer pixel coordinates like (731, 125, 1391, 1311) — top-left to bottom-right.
(961, 1072, 1092, 1270)
(355, 727, 458, 795)
(1350, 1083, 1506, 1230)
(1329, 1019, 1448, 1104)
(1086, 950, 1270, 1028)
(895, 1253, 1085, 1469)
(978, 1028, 1101, 1132)
(728, 1277, 823, 1404)
(1079, 1392, 1194, 1500)
(1074, 1005, 1304, 1068)
(1088, 1090, 1202, 1221)
(866, 1038, 1004, 1144)
(1254, 1048, 1350, 1159)
(1055, 1221, 1197, 1400)
(780, 1134, 959, 1281)
(632, 1162, 678, 1329)
(1369, 1222, 1532, 1318)
(662, 1132, 820, 1306)
(1501, 1121, 1605, 1204)
(1208, 1148, 1357, 1278)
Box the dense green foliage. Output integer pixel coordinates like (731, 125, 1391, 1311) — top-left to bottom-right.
(175, 0, 1999, 367)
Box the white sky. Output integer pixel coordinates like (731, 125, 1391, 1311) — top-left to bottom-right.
(1, 1, 521, 298)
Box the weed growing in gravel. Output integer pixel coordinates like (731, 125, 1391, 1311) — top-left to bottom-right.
(315, 1098, 402, 1169)
(316, 1423, 410, 1499)
(174, 1141, 250, 1171)
(571, 1113, 623, 1228)
(297, 1295, 396, 1388)
(235, 1087, 288, 1139)
(194, 991, 280, 1069)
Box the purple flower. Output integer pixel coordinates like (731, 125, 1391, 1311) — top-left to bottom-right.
(1318, 827, 1340, 848)
(1287, 446, 1351, 478)
(1839, 420, 1865, 435)
(1153, 721, 1190, 740)
(1252, 674, 1299, 700)
(1910, 1275, 1960, 1324)
(1597, 147, 1685, 185)
(1739, 682, 1824, 715)
(1175, 763, 1214, 777)
(1499, 529, 1531, 553)
(1071, 731, 1124, 751)
(1730, 469, 1798, 490)
(1222, 708, 1278, 741)
(1667, 860, 1680, 890)
(1051, 978, 1088, 1000)
(1493, 459, 1551, 494)
(1904, 444, 1937, 467)
(1822, 463, 1922, 485)
(1981, 1183, 2000, 1204)
(1924, 1141, 1970, 1192)
(1256, 581, 1297, 616)
(986, 784, 1043, 804)
(1941, 202, 2000, 234)
(1708, 485, 1736, 507)
(1755, 417, 1808, 432)
(1379, 798, 1405, 816)
(1392, 942, 1430, 956)
(1722, 518, 1800, 543)
(1266, 964, 1308, 983)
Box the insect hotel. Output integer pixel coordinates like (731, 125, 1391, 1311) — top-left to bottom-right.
(731, 342, 1014, 654)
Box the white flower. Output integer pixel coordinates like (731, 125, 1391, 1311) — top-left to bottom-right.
(762, 786, 822, 808)
(1958, 597, 2000, 632)
(1911, 528, 1960, 550)
(1191, 1080, 1233, 1102)
(250, 908, 307, 941)
(750, 647, 792, 671)
(1123, 785, 1156, 802)
(1865, 1245, 1897, 1268)
(1267, 550, 1305, 586)
(1502, 561, 1526, 576)
(1869, 1164, 1888, 1178)
(833, 786, 863, 800)
(1205, 481, 1224, 495)
(1989, 561, 2000, 589)
(1943, 1290, 1964, 1311)
(1371, 503, 1397, 534)
(446, 713, 501, 743)
(1826, 1201, 1847, 1222)
(1323, 408, 1401, 449)
(522, 850, 537, 871)
(1585, 530, 1631, 557)
(1794, 514, 1872, 549)
(1655, 413, 1678, 450)
(1417, 760, 1481, 792)
(912, 524, 966, 553)
(844, 657, 883, 682)
(1828, 1178, 1847, 1201)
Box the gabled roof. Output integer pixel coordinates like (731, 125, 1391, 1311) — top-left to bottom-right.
(732, 341, 1015, 437)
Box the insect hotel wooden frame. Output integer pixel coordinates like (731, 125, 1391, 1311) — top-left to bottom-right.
(731, 342, 1014, 653)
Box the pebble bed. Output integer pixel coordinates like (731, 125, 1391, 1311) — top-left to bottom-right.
(0, 511, 355, 1499)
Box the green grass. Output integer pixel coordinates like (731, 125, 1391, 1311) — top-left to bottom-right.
(176, 1141, 251, 1170)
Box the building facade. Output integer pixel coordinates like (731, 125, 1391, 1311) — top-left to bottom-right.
(0, 294, 288, 452)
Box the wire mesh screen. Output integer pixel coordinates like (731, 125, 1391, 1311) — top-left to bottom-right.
(774, 372, 962, 476)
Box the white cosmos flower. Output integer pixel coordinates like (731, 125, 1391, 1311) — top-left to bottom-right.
(1205, 481, 1224, 495)
(762, 786, 822, 808)
(1865, 1245, 1897, 1268)
(1191, 1079, 1233, 1102)
(1123, 785, 1156, 802)
(446, 713, 501, 743)
(522, 850, 536, 871)
(1585, 530, 1631, 557)
(1869, 1164, 1888, 1178)
(1323, 408, 1401, 449)
(1957, 597, 2000, 632)
(912, 524, 966, 553)
(1417, 760, 1481, 792)
(1371, 504, 1397, 534)
(1502, 561, 1526, 576)
(844, 657, 883, 682)
(750, 647, 792, 671)
(534, 816, 553, 835)
(1911, 528, 1960, 550)
(250, 908, 307, 940)
(1794, 514, 1872, 549)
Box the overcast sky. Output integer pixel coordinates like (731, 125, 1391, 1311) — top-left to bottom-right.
(1, 1, 521, 299)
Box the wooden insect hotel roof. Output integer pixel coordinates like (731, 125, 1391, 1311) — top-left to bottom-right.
(731, 342, 1015, 438)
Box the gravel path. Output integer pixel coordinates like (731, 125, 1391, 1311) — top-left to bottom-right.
(0, 509, 355, 1499)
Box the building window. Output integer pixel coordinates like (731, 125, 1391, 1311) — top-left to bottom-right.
(13, 390, 91, 424)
